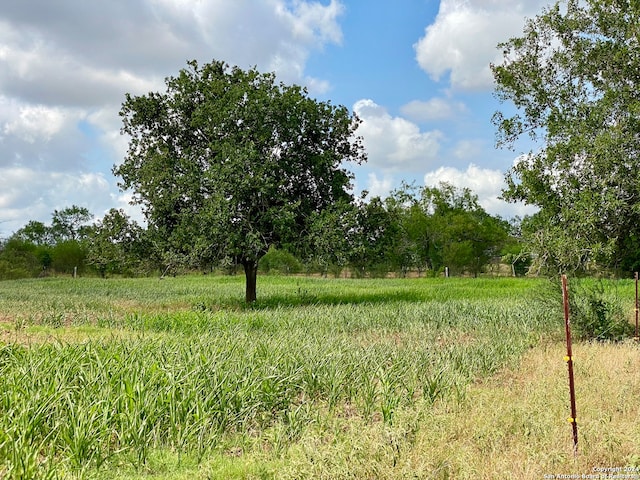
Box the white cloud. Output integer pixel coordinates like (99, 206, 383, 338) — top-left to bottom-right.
(0, 96, 90, 171)
(423, 163, 537, 218)
(0, 1, 345, 234)
(400, 97, 468, 122)
(0, 1, 342, 107)
(353, 99, 443, 172)
(0, 168, 116, 236)
(281, 0, 344, 46)
(414, 0, 548, 90)
(3, 105, 67, 143)
(191, 0, 344, 91)
(86, 106, 131, 169)
(365, 172, 394, 199)
(452, 139, 484, 161)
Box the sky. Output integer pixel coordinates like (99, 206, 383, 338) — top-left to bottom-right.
(0, 0, 551, 238)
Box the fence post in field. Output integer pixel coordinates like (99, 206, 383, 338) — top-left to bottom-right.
(562, 274, 578, 456)
(635, 272, 638, 341)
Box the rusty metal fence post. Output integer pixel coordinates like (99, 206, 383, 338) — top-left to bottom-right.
(635, 272, 638, 341)
(562, 275, 578, 455)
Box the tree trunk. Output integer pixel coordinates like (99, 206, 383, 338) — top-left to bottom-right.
(242, 259, 258, 303)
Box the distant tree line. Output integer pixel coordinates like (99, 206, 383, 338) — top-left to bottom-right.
(0, 206, 149, 280)
(303, 182, 526, 278)
(0, 183, 527, 281)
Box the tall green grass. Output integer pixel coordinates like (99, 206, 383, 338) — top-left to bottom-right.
(0, 275, 597, 478)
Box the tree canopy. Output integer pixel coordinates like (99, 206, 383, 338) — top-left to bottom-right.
(307, 183, 512, 278)
(115, 59, 366, 301)
(51, 206, 93, 243)
(86, 209, 146, 278)
(492, 0, 640, 274)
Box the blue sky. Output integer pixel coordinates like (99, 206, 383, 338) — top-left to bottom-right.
(0, 0, 550, 237)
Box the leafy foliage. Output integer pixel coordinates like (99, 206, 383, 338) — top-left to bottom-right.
(422, 184, 510, 277)
(50, 241, 87, 275)
(259, 246, 303, 275)
(13, 220, 54, 246)
(305, 200, 357, 277)
(0, 207, 92, 279)
(348, 195, 399, 277)
(0, 238, 41, 279)
(51, 206, 93, 242)
(568, 280, 634, 341)
(492, 0, 640, 274)
(0, 181, 518, 281)
(115, 59, 366, 301)
(385, 189, 431, 276)
(533, 277, 634, 341)
(87, 209, 148, 277)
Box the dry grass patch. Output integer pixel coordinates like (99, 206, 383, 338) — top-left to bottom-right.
(409, 340, 640, 478)
(261, 341, 640, 479)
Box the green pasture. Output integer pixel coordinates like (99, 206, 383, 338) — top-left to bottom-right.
(0, 275, 634, 478)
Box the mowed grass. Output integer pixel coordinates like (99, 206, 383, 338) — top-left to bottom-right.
(0, 275, 638, 478)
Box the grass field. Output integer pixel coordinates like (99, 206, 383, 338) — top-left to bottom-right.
(0, 275, 639, 479)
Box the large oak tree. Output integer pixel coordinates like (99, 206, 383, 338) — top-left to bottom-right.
(115, 60, 366, 301)
(492, 0, 640, 273)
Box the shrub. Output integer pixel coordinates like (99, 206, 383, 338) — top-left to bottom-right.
(51, 241, 87, 275)
(0, 260, 33, 280)
(0, 239, 41, 279)
(533, 278, 634, 342)
(259, 247, 302, 275)
(569, 281, 634, 341)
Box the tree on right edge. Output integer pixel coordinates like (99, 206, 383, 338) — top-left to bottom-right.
(492, 0, 640, 274)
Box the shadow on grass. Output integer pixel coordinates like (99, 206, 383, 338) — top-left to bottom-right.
(194, 289, 437, 312)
